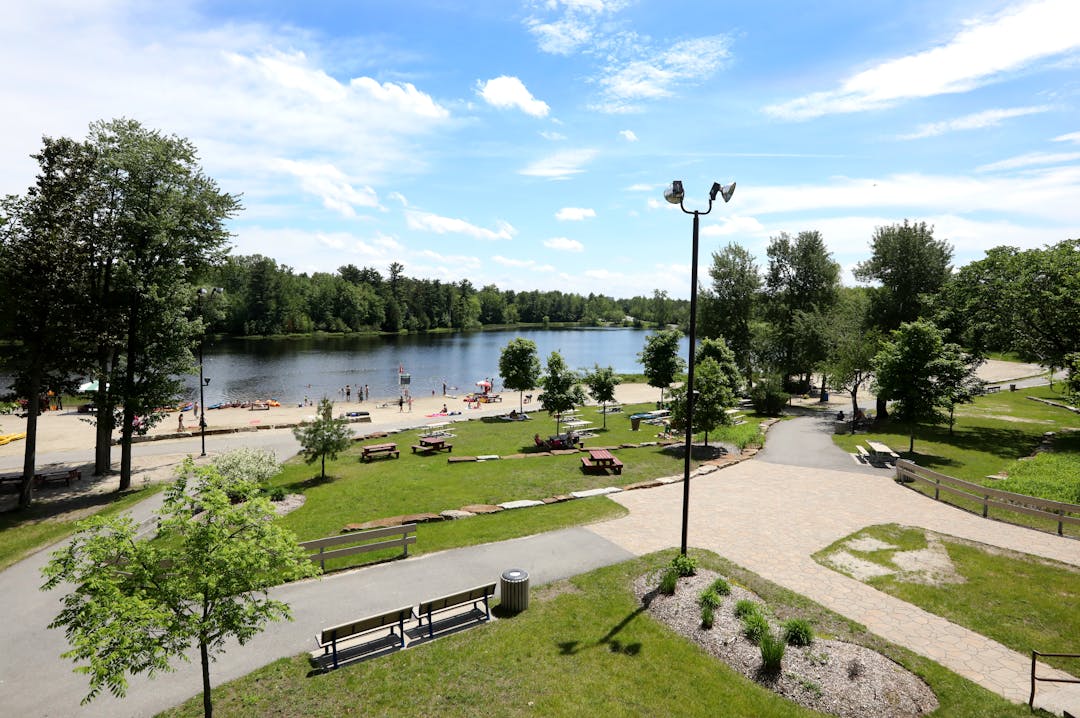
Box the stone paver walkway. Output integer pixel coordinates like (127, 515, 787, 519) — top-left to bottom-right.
(589, 457, 1080, 715)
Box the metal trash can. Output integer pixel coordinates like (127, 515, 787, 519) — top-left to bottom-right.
(630, 416, 641, 431)
(500, 568, 529, 614)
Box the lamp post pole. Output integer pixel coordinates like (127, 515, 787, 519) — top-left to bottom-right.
(664, 180, 735, 556)
(199, 342, 207, 457)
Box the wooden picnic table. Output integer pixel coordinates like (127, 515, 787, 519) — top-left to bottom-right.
(412, 435, 454, 454)
(582, 448, 623, 474)
(866, 441, 899, 461)
(562, 419, 592, 430)
(361, 443, 399, 462)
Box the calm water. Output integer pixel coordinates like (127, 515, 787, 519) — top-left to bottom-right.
(186, 328, 689, 405)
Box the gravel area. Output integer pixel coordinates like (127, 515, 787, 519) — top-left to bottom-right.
(634, 570, 938, 718)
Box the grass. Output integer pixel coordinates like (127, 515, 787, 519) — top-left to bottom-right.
(158, 550, 1046, 718)
(0, 484, 164, 571)
(815, 524, 1080, 674)
(831, 386, 1080, 536)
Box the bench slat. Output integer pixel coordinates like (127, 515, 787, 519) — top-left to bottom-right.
(310, 535, 416, 562)
(300, 524, 416, 551)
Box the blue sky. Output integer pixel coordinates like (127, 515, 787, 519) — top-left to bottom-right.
(3, 0, 1079, 298)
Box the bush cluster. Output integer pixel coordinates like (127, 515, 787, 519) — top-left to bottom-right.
(741, 611, 770, 645)
(708, 577, 731, 596)
(759, 629, 786, 673)
(658, 568, 679, 595)
(781, 618, 814, 647)
(670, 554, 697, 577)
(700, 603, 715, 629)
(734, 599, 760, 619)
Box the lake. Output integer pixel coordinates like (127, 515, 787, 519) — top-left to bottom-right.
(188, 328, 689, 405)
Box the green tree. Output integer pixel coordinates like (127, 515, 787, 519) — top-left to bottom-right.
(872, 320, 976, 453)
(667, 338, 741, 447)
(825, 289, 879, 431)
(538, 351, 585, 434)
(0, 136, 96, 508)
(701, 242, 760, 385)
(582, 364, 620, 428)
(499, 338, 542, 413)
(638, 329, 685, 404)
(293, 397, 352, 479)
(41, 456, 319, 718)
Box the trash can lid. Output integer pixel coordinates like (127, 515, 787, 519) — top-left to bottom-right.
(501, 568, 528, 581)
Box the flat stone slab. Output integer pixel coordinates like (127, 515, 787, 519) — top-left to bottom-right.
(571, 487, 623, 498)
(503, 453, 528, 459)
(460, 504, 503, 514)
(477, 454, 500, 461)
(693, 464, 719, 476)
(623, 479, 663, 491)
(440, 509, 475, 520)
(655, 475, 680, 484)
(447, 456, 477, 463)
(542, 494, 574, 504)
(550, 449, 578, 455)
(499, 499, 545, 510)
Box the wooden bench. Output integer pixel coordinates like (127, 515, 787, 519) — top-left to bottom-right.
(34, 468, 81, 488)
(580, 456, 623, 475)
(315, 606, 413, 669)
(413, 583, 496, 639)
(855, 446, 871, 462)
(411, 441, 453, 454)
(362, 443, 399, 462)
(299, 524, 416, 571)
(249, 402, 270, 411)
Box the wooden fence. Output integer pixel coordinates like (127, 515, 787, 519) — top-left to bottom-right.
(299, 524, 417, 571)
(894, 460, 1080, 537)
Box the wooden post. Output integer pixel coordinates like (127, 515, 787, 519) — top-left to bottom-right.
(982, 495, 989, 518)
(934, 477, 940, 501)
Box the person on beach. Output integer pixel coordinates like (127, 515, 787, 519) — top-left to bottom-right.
(365, 384, 369, 400)
(345, 385, 351, 402)
(398, 395, 404, 412)
(408, 396, 413, 412)
(177, 413, 185, 432)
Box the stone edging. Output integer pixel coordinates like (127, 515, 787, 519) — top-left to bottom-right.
(341, 417, 780, 532)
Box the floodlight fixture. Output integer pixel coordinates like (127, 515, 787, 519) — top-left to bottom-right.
(664, 180, 685, 205)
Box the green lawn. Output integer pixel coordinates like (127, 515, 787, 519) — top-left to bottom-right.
(831, 386, 1080, 535)
(159, 550, 1044, 718)
(815, 524, 1080, 674)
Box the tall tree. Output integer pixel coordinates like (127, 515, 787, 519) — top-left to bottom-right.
(825, 288, 879, 431)
(498, 338, 541, 413)
(538, 351, 585, 434)
(293, 398, 352, 479)
(667, 337, 742, 447)
(41, 456, 319, 718)
(763, 231, 840, 388)
(638, 329, 685, 404)
(872, 320, 977, 453)
(854, 220, 952, 420)
(582, 364, 620, 428)
(0, 136, 96, 508)
(701, 242, 760, 384)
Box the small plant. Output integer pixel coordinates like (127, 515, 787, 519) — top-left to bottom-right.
(797, 677, 823, 698)
(759, 630, 786, 673)
(658, 568, 679, 595)
(781, 618, 814, 647)
(742, 612, 770, 645)
(709, 577, 731, 596)
(268, 486, 287, 502)
(700, 603, 715, 629)
(734, 599, 760, 619)
(847, 658, 864, 680)
(670, 553, 697, 577)
(698, 589, 723, 609)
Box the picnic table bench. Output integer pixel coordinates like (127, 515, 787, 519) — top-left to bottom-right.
(361, 443, 399, 462)
(581, 448, 624, 475)
(33, 468, 82, 488)
(249, 402, 270, 411)
(315, 605, 413, 669)
(413, 582, 496, 639)
(865, 441, 899, 464)
(411, 436, 453, 454)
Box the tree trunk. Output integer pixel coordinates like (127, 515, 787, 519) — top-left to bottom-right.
(94, 353, 114, 476)
(819, 373, 828, 402)
(321, 455, 326, 479)
(519, 390, 523, 414)
(909, 432, 915, 454)
(18, 367, 43, 510)
(850, 389, 859, 436)
(119, 300, 139, 491)
(876, 395, 889, 420)
(200, 640, 213, 718)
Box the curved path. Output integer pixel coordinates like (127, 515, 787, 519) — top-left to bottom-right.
(2, 415, 1078, 716)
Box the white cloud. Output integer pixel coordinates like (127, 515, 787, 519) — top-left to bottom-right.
(619, 129, 638, 142)
(540, 130, 567, 141)
(898, 105, 1052, 140)
(765, 0, 1080, 120)
(700, 215, 766, 237)
(627, 183, 655, 191)
(387, 191, 409, 207)
(555, 207, 596, 221)
(272, 159, 379, 217)
(405, 211, 517, 240)
(493, 255, 557, 272)
(544, 237, 585, 252)
(595, 36, 730, 113)
(519, 148, 598, 178)
(476, 76, 550, 117)
(1053, 131, 1080, 143)
(976, 151, 1080, 172)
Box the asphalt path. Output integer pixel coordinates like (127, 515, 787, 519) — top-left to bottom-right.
(754, 408, 882, 474)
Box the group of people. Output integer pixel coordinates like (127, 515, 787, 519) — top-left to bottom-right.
(340, 384, 370, 402)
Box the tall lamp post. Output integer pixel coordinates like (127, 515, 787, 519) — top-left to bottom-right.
(196, 287, 223, 457)
(663, 180, 736, 556)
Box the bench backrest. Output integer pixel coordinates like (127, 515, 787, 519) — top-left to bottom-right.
(320, 606, 412, 645)
(418, 583, 496, 614)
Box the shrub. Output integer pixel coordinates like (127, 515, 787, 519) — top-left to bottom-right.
(742, 612, 770, 645)
(268, 486, 287, 502)
(759, 630, 786, 673)
(658, 568, 679, 595)
(750, 376, 789, 416)
(670, 553, 697, 577)
(734, 599, 760, 619)
(699, 589, 723, 609)
(701, 603, 715, 629)
(781, 618, 814, 647)
(709, 577, 731, 596)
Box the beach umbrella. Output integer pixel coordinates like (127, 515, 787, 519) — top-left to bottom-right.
(78, 380, 99, 393)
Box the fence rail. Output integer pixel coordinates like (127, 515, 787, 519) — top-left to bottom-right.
(299, 523, 417, 571)
(894, 460, 1080, 536)
(1030, 650, 1080, 709)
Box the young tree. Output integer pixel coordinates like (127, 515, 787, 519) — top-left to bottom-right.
(498, 337, 541, 412)
(825, 289, 878, 432)
(701, 242, 761, 384)
(41, 457, 319, 718)
(667, 338, 741, 448)
(582, 364, 620, 428)
(638, 329, 685, 404)
(872, 320, 977, 453)
(293, 397, 352, 479)
(538, 351, 585, 434)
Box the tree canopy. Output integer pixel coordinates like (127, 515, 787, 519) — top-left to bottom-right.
(538, 351, 585, 433)
(293, 398, 352, 478)
(498, 338, 541, 412)
(638, 329, 685, 403)
(582, 364, 620, 428)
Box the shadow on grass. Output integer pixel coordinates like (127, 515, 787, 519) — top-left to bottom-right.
(0, 486, 142, 523)
(283, 473, 337, 492)
(557, 600, 648, 657)
(881, 421, 1042, 464)
(660, 443, 730, 461)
